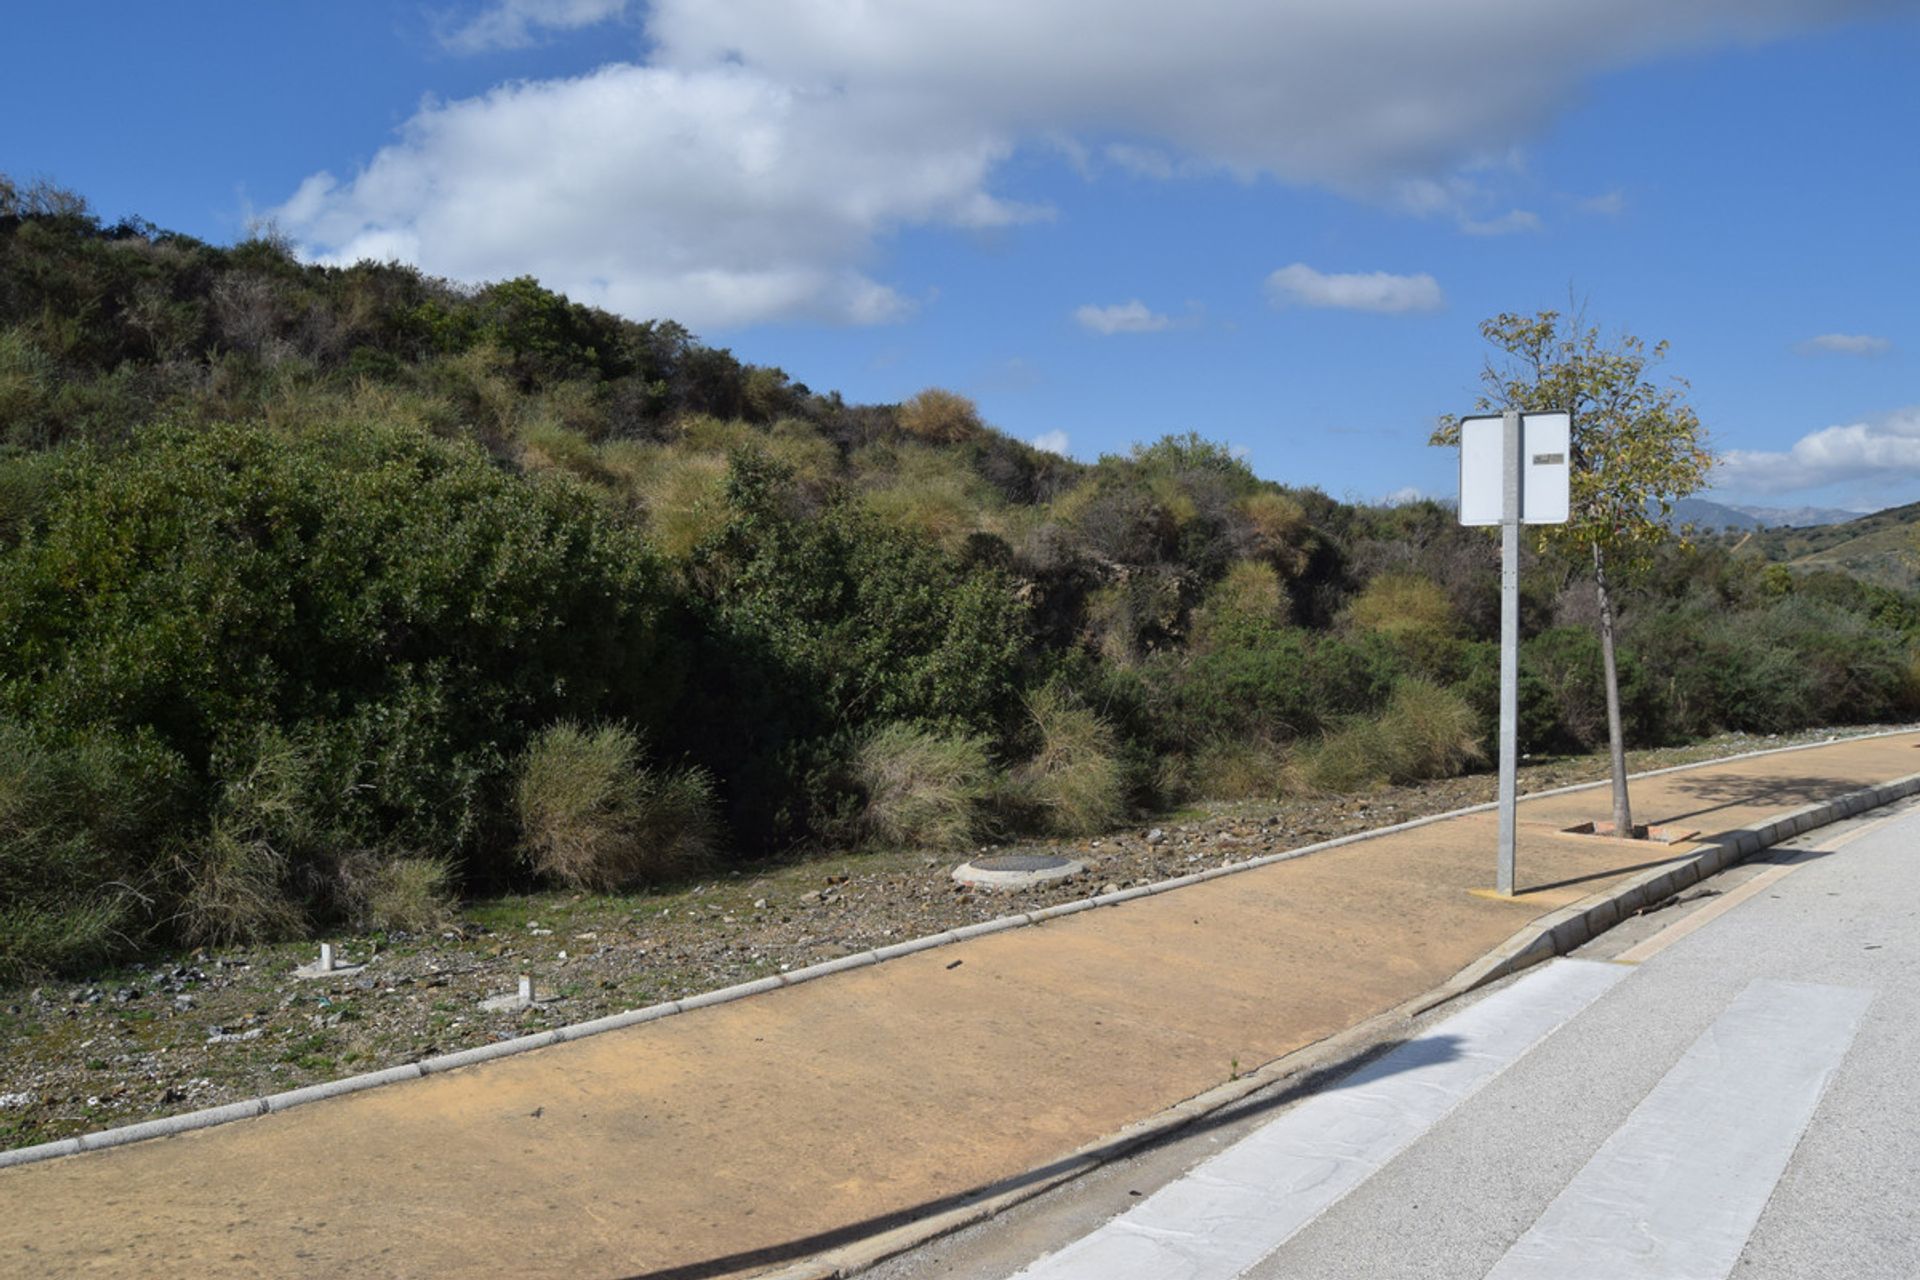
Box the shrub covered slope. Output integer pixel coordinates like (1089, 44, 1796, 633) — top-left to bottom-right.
(3, 177, 1916, 975)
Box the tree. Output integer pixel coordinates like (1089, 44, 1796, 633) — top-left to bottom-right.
(1433, 309, 1714, 835)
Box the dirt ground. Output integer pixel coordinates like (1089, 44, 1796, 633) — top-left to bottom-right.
(0, 726, 1878, 1153)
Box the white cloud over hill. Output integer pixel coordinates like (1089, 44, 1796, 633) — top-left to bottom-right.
(279, 0, 1876, 329)
(1717, 406, 1920, 495)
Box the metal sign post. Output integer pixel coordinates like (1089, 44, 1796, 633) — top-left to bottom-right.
(1458, 411, 1570, 896)
(1497, 412, 1521, 894)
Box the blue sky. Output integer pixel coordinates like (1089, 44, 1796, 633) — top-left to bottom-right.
(8, 1, 1917, 511)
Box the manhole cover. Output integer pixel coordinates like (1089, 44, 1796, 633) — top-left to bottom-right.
(973, 854, 1074, 872)
(952, 853, 1085, 890)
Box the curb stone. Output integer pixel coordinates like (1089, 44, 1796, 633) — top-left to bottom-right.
(1, 727, 1913, 1175)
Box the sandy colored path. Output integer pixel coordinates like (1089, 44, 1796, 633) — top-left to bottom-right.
(5, 733, 1916, 1279)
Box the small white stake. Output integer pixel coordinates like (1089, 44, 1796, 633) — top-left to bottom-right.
(320, 943, 335, 972)
(519, 975, 533, 1003)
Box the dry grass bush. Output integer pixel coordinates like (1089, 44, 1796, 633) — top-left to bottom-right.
(855, 442, 998, 550)
(343, 855, 456, 934)
(767, 418, 842, 490)
(628, 449, 730, 559)
(1346, 572, 1457, 636)
(1189, 736, 1291, 801)
(1378, 679, 1483, 779)
(0, 721, 182, 977)
(344, 379, 445, 437)
(1295, 679, 1482, 794)
(1084, 573, 1183, 665)
(517, 421, 606, 483)
(855, 723, 993, 849)
(0, 899, 129, 984)
(535, 379, 608, 440)
(679, 414, 762, 455)
(515, 722, 718, 891)
(177, 824, 303, 947)
(175, 730, 315, 946)
(420, 344, 524, 449)
(898, 387, 985, 444)
(1144, 471, 1200, 527)
(1013, 686, 1127, 836)
(1238, 491, 1312, 575)
(1190, 560, 1289, 650)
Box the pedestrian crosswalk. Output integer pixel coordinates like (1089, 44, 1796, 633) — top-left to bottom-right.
(1484, 978, 1870, 1280)
(1008, 960, 1870, 1280)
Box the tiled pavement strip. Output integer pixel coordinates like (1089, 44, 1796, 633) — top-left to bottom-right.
(4, 731, 1919, 1279)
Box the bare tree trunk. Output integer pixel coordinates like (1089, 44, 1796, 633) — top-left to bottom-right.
(1592, 542, 1633, 836)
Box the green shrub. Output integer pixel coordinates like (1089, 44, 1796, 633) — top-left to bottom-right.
(686, 454, 1028, 847)
(0, 418, 681, 883)
(855, 723, 992, 849)
(1011, 686, 1126, 836)
(515, 722, 717, 891)
(1167, 628, 1402, 748)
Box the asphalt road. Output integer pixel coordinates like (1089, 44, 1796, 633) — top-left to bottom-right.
(871, 796, 1920, 1280)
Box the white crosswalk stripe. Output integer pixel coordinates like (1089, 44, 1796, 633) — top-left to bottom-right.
(1009, 959, 1627, 1280)
(1481, 978, 1872, 1280)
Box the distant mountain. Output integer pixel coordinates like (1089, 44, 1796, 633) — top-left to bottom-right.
(1668, 497, 1865, 531)
(1728, 503, 1865, 528)
(1670, 498, 1762, 531)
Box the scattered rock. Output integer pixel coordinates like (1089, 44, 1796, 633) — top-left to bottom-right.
(1146, 828, 1167, 845)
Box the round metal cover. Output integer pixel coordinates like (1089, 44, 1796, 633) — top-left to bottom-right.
(972, 853, 1074, 872)
(952, 853, 1085, 890)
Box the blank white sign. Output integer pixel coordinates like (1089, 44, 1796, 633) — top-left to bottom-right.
(1458, 412, 1571, 526)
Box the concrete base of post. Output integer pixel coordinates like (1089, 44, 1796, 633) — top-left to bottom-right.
(480, 975, 539, 1013)
(294, 943, 366, 980)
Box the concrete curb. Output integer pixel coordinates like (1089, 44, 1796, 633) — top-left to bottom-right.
(1421, 769, 1920, 1009)
(2, 726, 1913, 1174)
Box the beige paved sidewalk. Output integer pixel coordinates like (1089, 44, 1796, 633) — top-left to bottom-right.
(5, 733, 1917, 1279)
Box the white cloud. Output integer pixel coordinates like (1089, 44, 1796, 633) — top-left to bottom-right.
(1459, 209, 1542, 236)
(1796, 333, 1892, 356)
(279, 0, 1869, 329)
(1229, 443, 1252, 461)
(1266, 263, 1443, 314)
(1715, 407, 1920, 495)
(441, 0, 629, 53)
(277, 63, 1038, 328)
(1033, 430, 1071, 456)
(1382, 485, 1425, 505)
(1074, 299, 1172, 334)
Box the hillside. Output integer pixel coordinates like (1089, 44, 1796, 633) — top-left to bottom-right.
(5, 174, 1920, 981)
(1729, 501, 1920, 590)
